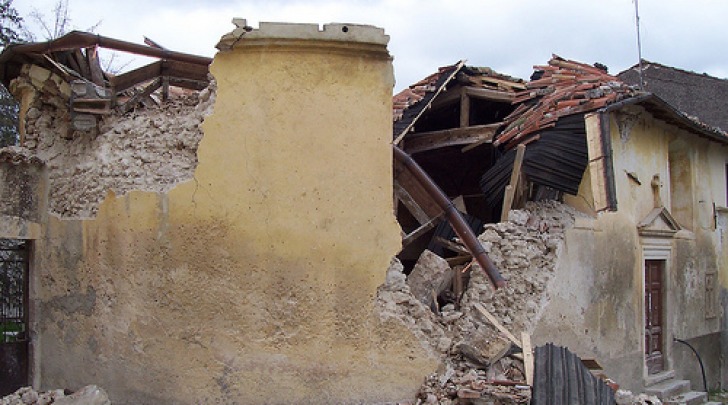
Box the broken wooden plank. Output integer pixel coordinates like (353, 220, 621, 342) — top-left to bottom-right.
(473, 303, 521, 347)
(521, 332, 534, 386)
(72, 49, 91, 80)
(402, 214, 442, 247)
(404, 123, 501, 154)
(109, 60, 163, 94)
(163, 60, 210, 82)
(394, 160, 443, 219)
(460, 89, 470, 128)
(86, 46, 105, 86)
(580, 358, 604, 371)
(118, 77, 162, 113)
(500, 144, 526, 221)
(167, 77, 209, 91)
(464, 86, 516, 102)
(461, 125, 503, 152)
(433, 236, 470, 255)
(501, 185, 515, 223)
(394, 179, 431, 224)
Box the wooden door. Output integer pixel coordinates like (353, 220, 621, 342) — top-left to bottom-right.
(645, 259, 664, 374)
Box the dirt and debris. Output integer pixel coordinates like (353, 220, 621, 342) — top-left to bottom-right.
(1, 385, 110, 405)
(5, 68, 215, 218)
(377, 200, 583, 404)
(614, 389, 662, 405)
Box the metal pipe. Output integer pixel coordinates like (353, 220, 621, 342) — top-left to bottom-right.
(393, 145, 506, 289)
(6, 31, 212, 66)
(673, 337, 708, 393)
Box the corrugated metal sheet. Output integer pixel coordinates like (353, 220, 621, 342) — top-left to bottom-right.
(479, 114, 588, 207)
(532, 343, 615, 405)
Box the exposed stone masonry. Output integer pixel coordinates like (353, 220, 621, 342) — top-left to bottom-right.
(6, 67, 216, 218)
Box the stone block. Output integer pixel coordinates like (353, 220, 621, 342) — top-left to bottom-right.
(407, 249, 452, 307)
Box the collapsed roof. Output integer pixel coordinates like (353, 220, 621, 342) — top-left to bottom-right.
(392, 55, 728, 270)
(0, 31, 211, 130)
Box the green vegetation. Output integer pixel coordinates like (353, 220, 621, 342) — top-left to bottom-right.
(0, 0, 23, 147)
(0, 320, 24, 343)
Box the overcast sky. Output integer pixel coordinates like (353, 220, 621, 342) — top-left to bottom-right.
(13, 0, 728, 92)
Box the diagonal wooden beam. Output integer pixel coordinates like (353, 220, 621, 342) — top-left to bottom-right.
(118, 77, 162, 113)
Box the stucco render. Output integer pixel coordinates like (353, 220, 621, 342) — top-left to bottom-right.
(29, 22, 437, 404)
(533, 108, 726, 392)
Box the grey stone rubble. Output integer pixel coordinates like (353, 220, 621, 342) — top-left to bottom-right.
(7, 74, 216, 218)
(1, 385, 110, 405)
(614, 389, 662, 405)
(376, 200, 583, 404)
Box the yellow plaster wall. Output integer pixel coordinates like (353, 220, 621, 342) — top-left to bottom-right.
(536, 107, 727, 391)
(34, 23, 437, 404)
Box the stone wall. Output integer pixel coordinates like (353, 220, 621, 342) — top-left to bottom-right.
(9, 65, 212, 218)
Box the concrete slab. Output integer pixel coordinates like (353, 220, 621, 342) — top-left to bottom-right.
(645, 379, 691, 399)
(664, 391, 707, 405)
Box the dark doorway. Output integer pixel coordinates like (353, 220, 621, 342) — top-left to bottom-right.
(645, 259, 665, 375)
(0, 239, 29, 396)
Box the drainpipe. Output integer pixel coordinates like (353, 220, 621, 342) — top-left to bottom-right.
(4, 31, 212, 66)
(393, 145, 506, 289)
(673, 337, 708, 393)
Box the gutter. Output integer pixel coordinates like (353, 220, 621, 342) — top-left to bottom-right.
(393, 145, 506, 289)
(599, 93, 728, 145)
(1, 31, 212, 66)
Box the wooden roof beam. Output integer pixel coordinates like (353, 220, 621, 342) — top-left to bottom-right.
(109, 60, 162, 93)
(464, 86, 514, 102)
(431, 85, 514, 110)
(403, 123, 502, 154)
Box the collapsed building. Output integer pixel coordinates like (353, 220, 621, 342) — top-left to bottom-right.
(0, 18, 727, 405)
(391, 58, 728, 403)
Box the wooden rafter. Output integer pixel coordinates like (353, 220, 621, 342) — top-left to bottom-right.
(403, 123, 502, 154)
(110, 61, 162, 93)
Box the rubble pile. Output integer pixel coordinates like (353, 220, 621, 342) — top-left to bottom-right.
(614, 389, 662, 405)
(7, 71, 216, 218)
(460, 200, 578, 335)
(1, 385, 110, 405)
(377, 200, 582, 404)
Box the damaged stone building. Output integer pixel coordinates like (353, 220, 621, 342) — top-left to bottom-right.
(0, 18, 727, 405)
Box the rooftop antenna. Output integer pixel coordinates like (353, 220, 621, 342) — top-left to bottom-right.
(634, 0, 645, 89)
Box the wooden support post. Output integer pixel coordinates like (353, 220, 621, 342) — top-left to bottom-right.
(521, 332, 534, 386)
(460, 88, 470, 128)
(87, 46, 105, 86)
(162, 76, 170, 101)
(501, 185, 515, 222)
(474, 303, 521, 347)
(501, 144, 526, 221)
